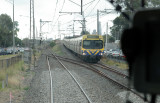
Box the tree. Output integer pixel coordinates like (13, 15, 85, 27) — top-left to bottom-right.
(22, 38, 29, 47)
(0, 14, 19, 47)
(0, 14, 13, 47)
(103, 35, 115, 43)
(110, 0, 160, 39)
(80, 31, 90, 35)
(15, 37, 22, 47)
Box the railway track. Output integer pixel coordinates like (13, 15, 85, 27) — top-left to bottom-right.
(48, 54, 128, 78)
(47, 53, 147, 102)
(48, 54, 93, 103)
(46, 56, 54, 103)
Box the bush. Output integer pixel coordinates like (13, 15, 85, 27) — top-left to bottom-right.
(50, 41, 56, 47)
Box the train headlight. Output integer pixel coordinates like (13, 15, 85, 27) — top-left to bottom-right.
(83, 52, 86, 55)
(100, 53, 103, 55)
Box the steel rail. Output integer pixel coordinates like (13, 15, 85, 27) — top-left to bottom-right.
(93, 63, 129, 78)
(46, 56, 54, 103)
(48, 54, 146, 101)
(48, 54, 128, 78)
(52, 55, 93, 103)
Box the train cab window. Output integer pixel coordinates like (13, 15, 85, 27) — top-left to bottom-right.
(79, 42, 81, 46)
(83, 40, 103, 49)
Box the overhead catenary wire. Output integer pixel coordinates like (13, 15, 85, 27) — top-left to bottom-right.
(50, 0, 65, 33)
(51, 0, 59, 25)
(84, 0, 96, 11)
(85, 0, 101, 17)
(83, 0, 96, 6)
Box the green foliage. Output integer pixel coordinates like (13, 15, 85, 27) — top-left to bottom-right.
(15, 37, 22, 47)
(50, 41, 56, 47)
(110, 0, 160, 39)
(0, 14, 20, 47)
(103, 35, 115, 43)
(23, 86, 29, 91)
(80, 31, 90, 35)
(22, 38, 29, 47)
(0, 14, 13, 47)
(149, 0, 160, 7)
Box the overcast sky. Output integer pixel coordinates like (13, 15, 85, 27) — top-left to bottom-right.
(0, 0, 119, 40)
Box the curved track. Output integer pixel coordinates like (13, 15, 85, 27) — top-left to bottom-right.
(49, 54, 93, 103)
(47, 53, 147, 102)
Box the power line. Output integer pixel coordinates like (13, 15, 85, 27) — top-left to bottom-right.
(60, 0, 65, 12)
(51, 0, 59, 24)
(85, 0, 100, 17)
(83, 0, 96, 6)
(84, 0, 96, 11)
(50, 0, 65, 33)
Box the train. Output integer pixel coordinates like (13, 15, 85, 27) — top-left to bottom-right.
(63, 35, 104, 63)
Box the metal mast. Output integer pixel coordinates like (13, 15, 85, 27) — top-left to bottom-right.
(12, 0, 15, 54)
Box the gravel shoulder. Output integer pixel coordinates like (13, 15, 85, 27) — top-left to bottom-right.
(49, 57, 88, 103)
(24, 50, 51, 103)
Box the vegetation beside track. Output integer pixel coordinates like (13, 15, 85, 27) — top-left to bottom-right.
(101, 57, 128, 70)
(0, 54, 19, 60)
(52, 43, 64, 56)
(0, 61, 28, 90)
(0, 50, 41, 103)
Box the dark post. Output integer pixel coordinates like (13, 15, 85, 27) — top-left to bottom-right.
(81, 0, 83, 15)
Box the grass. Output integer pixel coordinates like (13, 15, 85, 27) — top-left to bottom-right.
(23, 86, 29, 91)
(52, 44, 64, 56)
(0, 61, 26, 90)
(0, 54, 18, 60)
(101, 57, 128, 70)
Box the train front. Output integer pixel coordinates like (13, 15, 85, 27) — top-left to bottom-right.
(81, 35, 104, 62)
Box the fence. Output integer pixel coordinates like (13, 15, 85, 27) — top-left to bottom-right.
(0, 55, 22, 69)
(0, 55, 22, 89)
(105, 55, 126, 63)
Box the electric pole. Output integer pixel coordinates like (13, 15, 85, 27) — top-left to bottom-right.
(59, 0, 86, 35)
(40, 19, 51, 44)
(97, 9, 115, 35)
(97, 9, 99, 35)
(73, 21, 75, 36)
(106, 22, 108, 51)
(12, 0, 15, 54)
(58, 21, 61, 39)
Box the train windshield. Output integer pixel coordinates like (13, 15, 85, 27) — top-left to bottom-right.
(83, 40, 103, 49)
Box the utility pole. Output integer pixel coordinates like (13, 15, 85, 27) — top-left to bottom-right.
(97, 9, 99, 35)
(97, 9, 115, 35)
(39, 19, 51, 44)
(33, 0, 35, 68)
(81, 0, 86, 35)
(29, 0, 32, 70)
(59, 0, 86, 35)
(81, 0, 83, 15)
(12, 0, 15, 54)
(73, 21, 75, 36)
(105, 22, 108, 51)
(58, 21, 61, 39)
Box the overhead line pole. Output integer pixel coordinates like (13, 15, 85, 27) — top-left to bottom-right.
(12, 0, 15, 54)
(81, 0, 83, 15)
(97, 9, 99, 35)
(32, 0, 36, 69)
(97, 9, 115, 35)
(40, 19, 51, 43)
(29, 0, 32, 70)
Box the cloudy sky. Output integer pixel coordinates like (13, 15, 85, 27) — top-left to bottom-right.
(0, 0, 119, 40)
